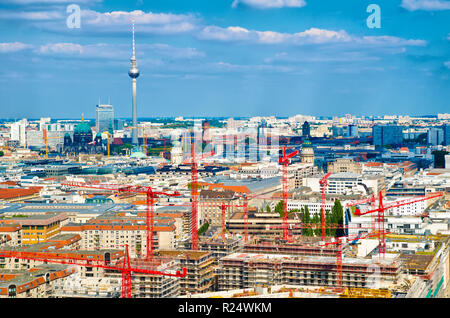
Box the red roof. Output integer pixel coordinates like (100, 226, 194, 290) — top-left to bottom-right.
(0, 181, 18, 186)
(112, 138, 124, 145)
(0, 187, 42, 200)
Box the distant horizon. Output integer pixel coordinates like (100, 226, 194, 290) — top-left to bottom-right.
(0, 114, 444, 122)
(0, 0, 449, 118)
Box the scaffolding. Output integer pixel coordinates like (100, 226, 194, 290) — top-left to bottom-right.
(339, 287, 391, 298)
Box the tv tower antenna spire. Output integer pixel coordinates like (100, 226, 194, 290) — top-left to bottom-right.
(128, 16, 140, 146)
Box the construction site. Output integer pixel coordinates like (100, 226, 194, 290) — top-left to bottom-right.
(0, 137, 449, 300)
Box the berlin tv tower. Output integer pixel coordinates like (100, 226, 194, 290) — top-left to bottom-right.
(128, 17, 139, 145)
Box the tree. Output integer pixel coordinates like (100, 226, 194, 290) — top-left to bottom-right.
(198, 222, 209, 236)
(325, 210, 333, 237)
(0, 151, 4, 157)
(275, 200, 283, 217)
(266, 205, 271, 213)
(332, 199, 345, 238)
(312, 213, 320, 237)
(302, 206, 312, 236)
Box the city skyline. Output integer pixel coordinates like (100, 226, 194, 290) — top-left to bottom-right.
(0, 0, 449, 118)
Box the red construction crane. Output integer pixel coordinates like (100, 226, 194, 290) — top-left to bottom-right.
(345, 193, 376, 209)
(268, 219, 375, 244)
(145, 193, 251, 243)
(319, 172, 332, 241)
(219, 201, 247, 241)
(319, 231, 382, 292)
(278, 146, 299, 241)
(183, 141, 215, 250)
(61, 181, 180, 259)
(0, 244, 187, 298)
(354, 191, 443, 259)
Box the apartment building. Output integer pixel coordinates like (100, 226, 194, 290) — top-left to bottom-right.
(0, 213, 68, 245)
(180, 237, 243, 265)
(199, 189, 241, 227)
(102, 257, 181, 298)
(288, 162, 318, 189)
(53, 272, 121, 298)
(349, 216, 425, 236)
(62, 219, 176, 259)
(227, 211, 302, 237)
(328, 158, 362, 174)
(243, 237, 338, 257)
(217, 252, 402, 291)
(286, 200, 334, 215)
(157, 250, 215, 295)
(0, 235, 121, 279)
(0, 264, 75, 298)
(0, 223, 22, 246)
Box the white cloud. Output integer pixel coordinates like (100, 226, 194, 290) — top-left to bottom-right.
(143, 44, 205, 59)
(39, 43, 84, 54)
(356, 36, 427, 47)
(199, 26, 253, 41)
(80, 9, 199, 34)
(232, 0, 306, 9)
(0, 8, 199, 35)
(400, 0, 450, 11)
(34, 42, 205, 62)
(199, 26, 349, 44)
(0, 42, 33, 53)
(212, 61, 292, 73)
(0, 0, 99, 4)
(0, 10, 64, 20)
(198, 26, 426, 47)
(445, 61, 450, 69)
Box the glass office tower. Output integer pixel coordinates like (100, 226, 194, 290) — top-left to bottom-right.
(96, 104, 114, 133)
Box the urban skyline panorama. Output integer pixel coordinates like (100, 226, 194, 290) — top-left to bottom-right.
(0, 0, 449, 119)
(0, 0, 450, 304)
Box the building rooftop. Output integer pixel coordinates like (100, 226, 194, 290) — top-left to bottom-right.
(222, 252, 399, 267)
(0, 187, 42, 200)
(203, 176, 281, 194)
(157, 249, 211, 261)
(0, 202, 132, 216)
(0, 264, 74, 289)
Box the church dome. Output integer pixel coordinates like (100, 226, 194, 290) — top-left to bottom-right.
(130, 151, 147, 159)
(302, 138, 312, 148)
(74, 122, 92, 135)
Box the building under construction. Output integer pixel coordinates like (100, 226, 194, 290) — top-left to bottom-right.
(227, 211, 302, 237)
(217, 253, 402, 291)
(156, 250, 215, 295)
(180, 237, 243, 265)
(243, 237, 339, 257)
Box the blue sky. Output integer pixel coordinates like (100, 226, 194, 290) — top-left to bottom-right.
(0, 0, 449, 119)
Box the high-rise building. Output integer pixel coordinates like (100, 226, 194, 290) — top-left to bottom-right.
(302, 121, 311, 138)
(114, 119, 124, 131)
(332, 125, 345, 137)
(128, 18, 140, 145)
(427, 127, 444, 146)
(347, 124, 358, 137)
(373, 125, 403, 147)
(10, 119, 27, 147)
(39, 118, 50, 131)
(96, 103, 114, 133)
(442, 125, 450, 146)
